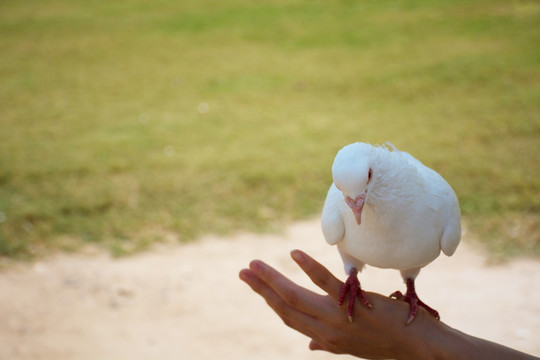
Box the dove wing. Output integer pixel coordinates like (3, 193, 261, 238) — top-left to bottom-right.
(321, 184, 345, 246)
(439, 193, 462, 256)
(401, 150, 462, 257)
(394, 147, 462, 257)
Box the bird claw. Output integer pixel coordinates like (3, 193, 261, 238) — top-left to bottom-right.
(389, 290, 405, 301)
(389, 279, 440, 325)
(339, 269, 373, 322)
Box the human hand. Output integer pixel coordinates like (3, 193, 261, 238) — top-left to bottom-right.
(239, 250, 437, 360)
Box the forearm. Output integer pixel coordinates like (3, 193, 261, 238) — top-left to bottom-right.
(407, 319, 539, 360)
(440, 327, 538, 360)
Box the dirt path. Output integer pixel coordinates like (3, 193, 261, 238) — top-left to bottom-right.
(1, 219, 539, 360)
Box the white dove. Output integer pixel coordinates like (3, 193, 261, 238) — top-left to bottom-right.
(321, 142, 461, 325)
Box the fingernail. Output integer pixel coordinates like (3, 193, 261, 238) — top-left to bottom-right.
(238, 269, 252, 282)
(290, 250, 305, 263)
(249, 260, 263, 273)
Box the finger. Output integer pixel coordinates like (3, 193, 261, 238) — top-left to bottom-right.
(239, 267, 328, 341)
(290, 250, 343, 302)
(309, 339, 338, 354)
(247, 259, 334, 318)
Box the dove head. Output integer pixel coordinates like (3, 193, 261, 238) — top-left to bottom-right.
(332, 143, 374, 225)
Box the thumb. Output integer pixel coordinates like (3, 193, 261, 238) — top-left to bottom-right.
(309, 339, 325, 352)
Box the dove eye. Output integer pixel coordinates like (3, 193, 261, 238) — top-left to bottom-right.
(367, 168, 372, 183)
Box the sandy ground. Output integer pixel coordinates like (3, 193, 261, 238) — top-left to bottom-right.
(0, 219, 539, 360)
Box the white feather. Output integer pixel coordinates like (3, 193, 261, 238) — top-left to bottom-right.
(321, 142, 461, 280)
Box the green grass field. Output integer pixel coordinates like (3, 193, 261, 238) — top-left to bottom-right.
(1, 0, 539, 260)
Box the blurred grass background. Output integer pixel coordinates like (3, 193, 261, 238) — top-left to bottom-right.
(0, 0, 538, 260)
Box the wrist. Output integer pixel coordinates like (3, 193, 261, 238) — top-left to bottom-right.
(394, 312, 460, 360)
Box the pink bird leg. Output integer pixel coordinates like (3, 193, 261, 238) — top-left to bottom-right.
(390, 278, 440, 325)
(338, 268, 373, 323)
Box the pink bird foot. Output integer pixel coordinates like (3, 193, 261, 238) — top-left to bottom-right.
(338, 268, 373, 323)
(390, 278, 440, 325)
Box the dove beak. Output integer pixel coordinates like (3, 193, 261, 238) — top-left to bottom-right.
(345, 193, 367, 225)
